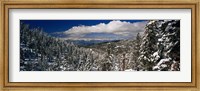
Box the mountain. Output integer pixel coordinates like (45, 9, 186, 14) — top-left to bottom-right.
(65, 39, 121, 46)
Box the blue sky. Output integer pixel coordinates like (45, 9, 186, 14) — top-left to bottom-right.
(21, 20, 147, 40)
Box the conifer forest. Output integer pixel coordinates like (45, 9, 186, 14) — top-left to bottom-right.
(20, 20, 180, 71)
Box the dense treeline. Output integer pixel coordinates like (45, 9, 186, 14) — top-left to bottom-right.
(20, 23, 105, 71)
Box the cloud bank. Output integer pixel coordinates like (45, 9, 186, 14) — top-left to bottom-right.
(57, 20, 147, 41)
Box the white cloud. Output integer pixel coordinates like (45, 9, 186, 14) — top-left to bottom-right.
(60, 20, 147, 40)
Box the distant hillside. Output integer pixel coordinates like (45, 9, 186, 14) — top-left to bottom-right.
(65, 39, 120, 46)
(86, 39, 136, 54)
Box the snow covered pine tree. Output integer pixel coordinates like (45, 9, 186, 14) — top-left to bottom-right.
(138, 20, 180, 71)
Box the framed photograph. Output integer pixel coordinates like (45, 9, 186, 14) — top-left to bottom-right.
(0, 0, 199, 91)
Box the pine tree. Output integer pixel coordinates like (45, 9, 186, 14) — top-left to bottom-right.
(137, 20, 159, 71)
(137, 20, 180, 71)
(152, 20, 180, 71)
(131, 33, 142, 70)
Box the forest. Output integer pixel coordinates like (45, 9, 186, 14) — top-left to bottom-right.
(20, 20, 180, 71)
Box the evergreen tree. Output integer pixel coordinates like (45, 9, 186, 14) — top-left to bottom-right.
(152, 20, 180, 71)
(138, 20, 159, 71)
(137, 20, 180, 71)
(131, 33, 142, 70)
